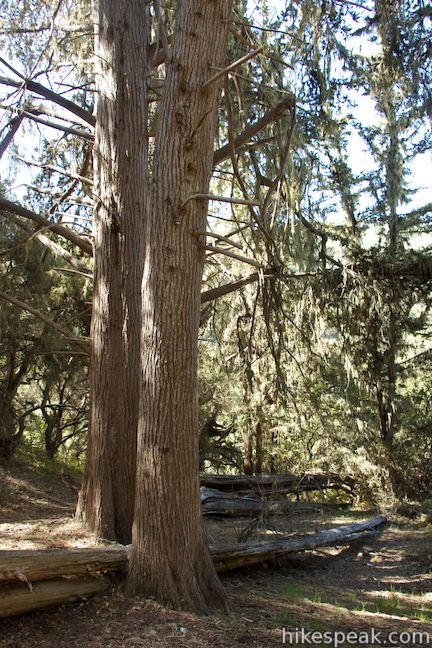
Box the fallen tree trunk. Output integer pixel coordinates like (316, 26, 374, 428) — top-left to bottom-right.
(0, 546, 128, 585)
(210, 515, 387, 571)
(200, 487, 341, 516)
(0, 575, 111, 619)
(202, 500, 344, 516)
(200, 472, 355, 495)
(0, 515, 386, 618)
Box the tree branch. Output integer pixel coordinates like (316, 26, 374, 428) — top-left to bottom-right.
(204, 244, 265, 269)
(0, 104, 93, 141)
(50, 266, 92, 279)
(194, 230, 244, 250)
(0, 290, 90, 353)
(0, 113, 24, 159)
(0, 75, 95, 126)
(6, 213, 90, 274)
(203, 46, 264, 89)
(213, 97, 294, 166)
(201, 272, 261, 303)
(181, 193, 260, 208)
(12, 155, 93, 186)
(0, 197, 93, 255)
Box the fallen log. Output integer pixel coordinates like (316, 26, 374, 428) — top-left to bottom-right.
(200, 487, 339, 516)
(202, 500, 343, 516)
(200, 472, 355, 495)
(0, 546, 128, 585)
(210, 515, 387, 571)
(0, 575, 111, 619)
(0, 515, 386, 618)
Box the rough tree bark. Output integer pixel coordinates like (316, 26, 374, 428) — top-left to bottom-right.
(128, 0, 233, 611)
(76, 0, 148, 544)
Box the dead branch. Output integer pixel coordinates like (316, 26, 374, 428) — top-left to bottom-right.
(201, 272, 261, 303)
(203, 46, 264, 88)
(0, 290, 90, 354)
(0, 74, 95, 126)
(210, 516, 387, 571)
(0, 197, 93, 255)
(204, 244, 265, 269)
(213, 97, 294, 166)
(0, 576, 110, 619)
(12, 155, 93, 186)
(0, 104, 93, 141)
(200, 473, 356, 494)
(0, 113, 24, 159)
(181, 193, 261, 208)
(5, 213, 90, 273)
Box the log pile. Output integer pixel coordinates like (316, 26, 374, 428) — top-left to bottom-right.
(200, 486, 342, 516)
(199, 471, 355, 517)
(200, 472, 356, 496)
(0, 515, 386, 619)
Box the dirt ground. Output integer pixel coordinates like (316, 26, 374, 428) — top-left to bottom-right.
(0, 460, 431, 647)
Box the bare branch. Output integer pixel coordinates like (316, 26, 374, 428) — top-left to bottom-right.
(26, 186, 93, 207)
(0, 74, 95, 126)
(50, 267, 92, 279)
(0, 197, 93, 255)
(204, 244, 265, 269)
(6, 213, 90, 273)
(0, 104, 93, 141)
(181, 193, 260, 208)
(0, 113, 24, 159)
(203, 46, 264, 89)
(12, 155, 93, 186)
(16, 102, 93, 128)
(0, 23, 91, 35)
(213, 97, 294, 166)
(200, 268, 331, 304)
(0, 290, 90, 353)
(194, 230, 244, 250)
(201, 272, 261, 303)
(334, 0, 374, 11)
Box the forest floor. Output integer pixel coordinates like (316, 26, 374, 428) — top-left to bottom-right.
(0, 457, 431, 647)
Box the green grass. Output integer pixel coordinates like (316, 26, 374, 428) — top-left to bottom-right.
(310, 589, 324, 603)
(303, 585, 432, 622)
(371, 594, 432, 621)
(223, 610, 241, 623)
(279, 581, 305, 599)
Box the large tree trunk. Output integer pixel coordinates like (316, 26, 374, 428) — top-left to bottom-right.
(128, 0, 232, 612)
(76, 0, 148, 544)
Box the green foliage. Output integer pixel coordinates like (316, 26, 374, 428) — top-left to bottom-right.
(1, 0, 432, 501)
(15, 437, 83, 481)
(0, 212, 90, 460)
